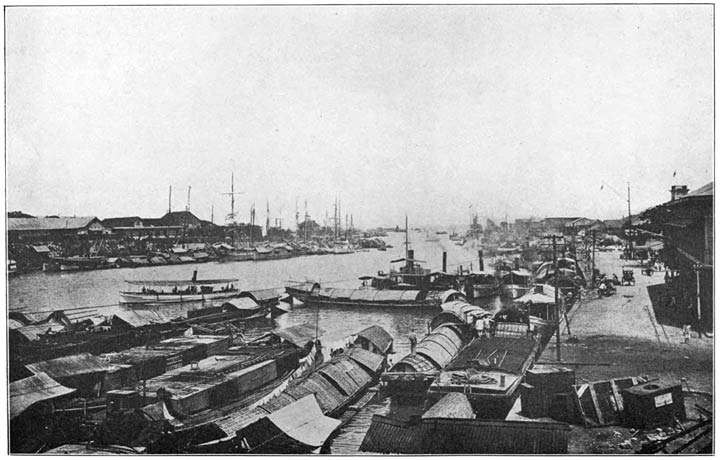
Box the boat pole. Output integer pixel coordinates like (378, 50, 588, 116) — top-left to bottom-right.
(553, 235, 561, 361)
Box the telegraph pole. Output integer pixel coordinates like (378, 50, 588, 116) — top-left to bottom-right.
(591, 230, 597, 288)
(554, 235, 561, 361)
(627, 182, 633, 259)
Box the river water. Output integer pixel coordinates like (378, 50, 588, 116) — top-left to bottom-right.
(8, 231, 505, 453)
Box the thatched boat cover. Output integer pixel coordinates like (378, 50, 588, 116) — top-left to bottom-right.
(236, 395, 341, 453)
(43, 444, 145, 455)
(272, 323, 321, 348)
(222, 297, 261, 312)
(112, 310, 177, 328)
(239, 289, 280, 302)
(356, 325, 393, 354)
(345, 347, 385, 373)
(26, 353, 119, 379)
(414, 324, 466, 369)
(10, 372, 75, 419)
(285, 281, 320, 293)
(421, 393, 474, 419)
(390, 353, 438, 373)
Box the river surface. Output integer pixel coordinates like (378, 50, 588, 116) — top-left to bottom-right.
(9, 231, 508, 453)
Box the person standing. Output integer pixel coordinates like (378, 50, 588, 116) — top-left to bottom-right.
(682, 324, 691, 345)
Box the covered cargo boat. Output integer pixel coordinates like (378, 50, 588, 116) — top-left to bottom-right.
(382, 323, 474, 395)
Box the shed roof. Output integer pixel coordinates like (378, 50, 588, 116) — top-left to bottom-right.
(26, 353, 120, 379)
(10, 372, 76, 419)
(685, 181, 713, 198)
(355, 325, 393, 353)
(102, 217, 143, 228)
(8, 216, 100, 231)
(359, 415, 423, 454)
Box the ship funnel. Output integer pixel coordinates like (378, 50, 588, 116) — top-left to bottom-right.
(192, 270, 198, 282)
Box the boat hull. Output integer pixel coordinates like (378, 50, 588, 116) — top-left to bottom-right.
(119, 290, 242, 305)
(306, 297, 440, 309)
(472, 284, 500, 298)
(500, 284, 531, 299)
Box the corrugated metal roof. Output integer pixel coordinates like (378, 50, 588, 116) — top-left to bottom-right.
(685, 181, 713, 198)
(356, 325, 393, 354)
(359, 415, 422, 454)
(421, 418, 570, 454)
(8, 217, 101, 231)
(26, 353, 120, 379)
(360, 415, 570, 454)
(10, 372, 76, 419)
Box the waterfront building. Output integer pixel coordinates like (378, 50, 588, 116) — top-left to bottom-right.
(642, 182, 713, 329)
(7, 216, 107, 244)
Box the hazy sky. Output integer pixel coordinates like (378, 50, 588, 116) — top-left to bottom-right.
(6, 5, 714, 228)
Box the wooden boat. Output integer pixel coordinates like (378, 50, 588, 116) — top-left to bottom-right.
(426, 332, 541, 419)
(462, 271, 500, 299)
(499, 269, 533, 299)
(254, 245, 294, 261)
(307, 287, 441, 309)
(284, 281, 321, 304)
(50, 256, 106, 271)
(382, 322, 475, 395)
(119, 271, 240, 304)
(95, 325, 324, 453)
(186, 328, 392, 453)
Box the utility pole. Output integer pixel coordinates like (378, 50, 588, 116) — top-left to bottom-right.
(627, 182, 633, 259)
(186, 186, 191, 212)
(168, 185, 172, 214)
(591, 230, 597, 288)
(551, 235, 561, 361)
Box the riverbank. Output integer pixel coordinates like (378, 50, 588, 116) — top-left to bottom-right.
(537, 250, 712, 454)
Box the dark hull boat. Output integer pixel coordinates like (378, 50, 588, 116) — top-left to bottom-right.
(186, 328, 393, 454)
